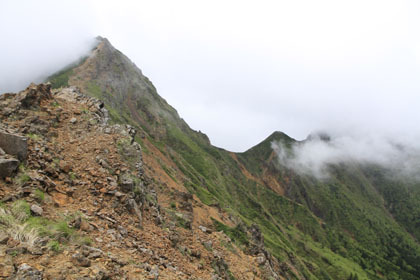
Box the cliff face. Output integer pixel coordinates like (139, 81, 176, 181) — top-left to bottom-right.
(41, 37, 420, 279)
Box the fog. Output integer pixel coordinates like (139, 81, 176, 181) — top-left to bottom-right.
(1, 0, 420, 153)
(0, 0, 95, 93)
(271, 130, 420, 179)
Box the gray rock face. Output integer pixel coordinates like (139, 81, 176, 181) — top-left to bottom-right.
(0, 130, 27, 161)
(0, 157, 19, 178)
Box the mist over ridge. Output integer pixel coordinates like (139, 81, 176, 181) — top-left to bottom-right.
(271, 129, 420, 179)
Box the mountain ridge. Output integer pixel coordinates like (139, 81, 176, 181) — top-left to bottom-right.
(41, 37, 420, 279)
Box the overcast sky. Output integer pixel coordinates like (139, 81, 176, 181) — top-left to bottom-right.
(1, 0, 420, 152)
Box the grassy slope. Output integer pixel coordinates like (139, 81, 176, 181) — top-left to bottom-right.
(239, 135, 420, 279)
(47, 39, 420, 280)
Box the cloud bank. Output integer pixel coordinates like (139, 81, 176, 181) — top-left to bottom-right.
(271, 131, 420, 180)
(0, 0, 95, 93)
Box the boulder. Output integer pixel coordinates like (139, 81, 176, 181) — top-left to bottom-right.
(0, 157, 19, 178)
(0, 130, 27, 160)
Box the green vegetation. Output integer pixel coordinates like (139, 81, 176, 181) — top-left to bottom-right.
(15, 164, 31, 185)
(69, 172, 77, 181)
(213, 219, 249, 247)
(16, 173, 31, 185)
(0, 200, 91, 253)
(48, 68, 74, 88)
(49, 101, 60, 107)
(26, 133, 41, 141)
(48, 240, 61, 252)
(81, 236, 93, 246)
(34, 189, 45, 202)
(47, 56, 87, 89)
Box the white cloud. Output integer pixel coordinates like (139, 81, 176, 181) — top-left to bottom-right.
(0, 0, 95, 93)
(272, 131, 420, 179)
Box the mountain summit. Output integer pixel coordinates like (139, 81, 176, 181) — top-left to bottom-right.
(1, 37, 418, 279)
(50, 37, 199, 142)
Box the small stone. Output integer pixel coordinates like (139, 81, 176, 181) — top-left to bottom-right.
(69, 117, 77, 124)
(149, 265, 159, 280)
(28, 247, 43, 255)
(72, 252, 91, 267)
(198, 225, 211, 233)
(82, 245, 103, 259)
(203, 241, 213, 250)
(80, 219, 92, 232)
(190, 249, 201, 259)
(30, 204, 43, 216)
(59, 160, 71, 173)
(118, 225, 128, 236)
(114, 191, 124, 198)
(89, 250, 102, 259)
(90, 265, 109, 280)
(256, 252, 266, 265)
(73, 216, 82, 229)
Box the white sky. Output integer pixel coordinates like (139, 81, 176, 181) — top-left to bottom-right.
(1, 0, 420, 151)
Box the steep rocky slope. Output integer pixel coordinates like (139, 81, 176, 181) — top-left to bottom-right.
(9, 37, 418, 279)
(0, 84, 272, 279)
